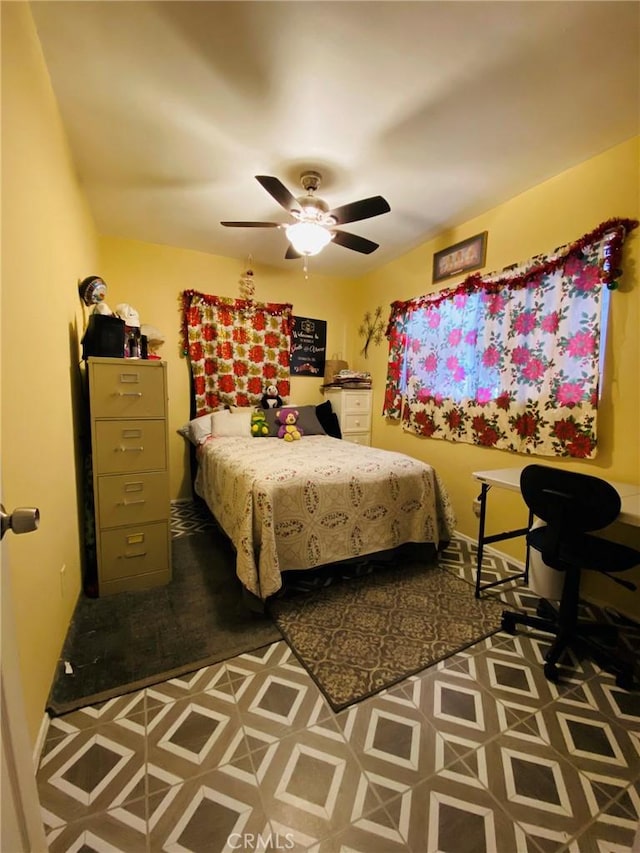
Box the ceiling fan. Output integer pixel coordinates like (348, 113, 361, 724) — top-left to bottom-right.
(221, 171, 391, 259)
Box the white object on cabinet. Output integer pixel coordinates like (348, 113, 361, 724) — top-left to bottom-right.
(324, 388, 372, 446)
(88, 357, 172, 595)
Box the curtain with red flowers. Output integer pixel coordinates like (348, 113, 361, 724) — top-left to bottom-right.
(383, 218, 637, 459)
(181, 291, 292, 416)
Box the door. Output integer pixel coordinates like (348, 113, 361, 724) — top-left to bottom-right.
(1, 501, 48, 852)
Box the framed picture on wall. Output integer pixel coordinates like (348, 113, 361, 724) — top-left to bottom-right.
(433, 232, 488, 283)
(290, 316, 327, 376)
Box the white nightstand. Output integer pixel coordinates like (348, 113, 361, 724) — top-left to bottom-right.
(324, 388, 372, 445)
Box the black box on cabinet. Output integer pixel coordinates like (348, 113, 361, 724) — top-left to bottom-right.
(81, 314, 125, 360)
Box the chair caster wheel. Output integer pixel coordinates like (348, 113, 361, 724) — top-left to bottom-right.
(501, 612, 517, 635)
(615, 672, 635, 691)
(536, 599, 556, 620)
(544, 661, 559, 682)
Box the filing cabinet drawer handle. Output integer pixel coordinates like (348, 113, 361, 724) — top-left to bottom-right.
(118, 446, 144, 452)
(118, 499, 146, 506)
(117, 391, 143, 397)
(121, 551, 147, 559)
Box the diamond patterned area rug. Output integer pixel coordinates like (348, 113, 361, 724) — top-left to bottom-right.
(269, 560, 506, 711)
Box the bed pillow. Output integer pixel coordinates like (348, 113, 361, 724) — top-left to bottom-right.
(264, 405, 326, 436)
(212, 407, 252, 437)
(315, 400, 342, 439)
(177, 412, 215, 446)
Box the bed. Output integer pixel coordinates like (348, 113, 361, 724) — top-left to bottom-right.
(193, 424, 456, 601)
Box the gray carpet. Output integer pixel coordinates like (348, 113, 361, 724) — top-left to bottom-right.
(47, 529, 280, 716)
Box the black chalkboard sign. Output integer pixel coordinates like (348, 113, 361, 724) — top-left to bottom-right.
(290, 316, 327, 376)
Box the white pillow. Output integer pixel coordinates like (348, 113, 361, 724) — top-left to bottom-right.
(177, 413, 216, 446)
(212, 408, 251, 437)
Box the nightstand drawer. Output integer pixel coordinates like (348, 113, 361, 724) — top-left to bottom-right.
(343, 412, 371, 432)
(343, 392, 372, 415)
(94, 420, 167, 474)
(99, 521, 170, 582)
(97, 471, 169, 528)
(90, 361, 166, 418)
(344, 432, 371, 446)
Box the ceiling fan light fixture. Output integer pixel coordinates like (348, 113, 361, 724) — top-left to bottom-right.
(285, 222, 332, 256)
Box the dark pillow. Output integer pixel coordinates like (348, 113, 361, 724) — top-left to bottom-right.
(316, 400, 342, 439)
(265, 405, 327, 436)
(325, 412, 342, 439)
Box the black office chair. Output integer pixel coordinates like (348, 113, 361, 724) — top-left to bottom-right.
(501, 464, 640, 689)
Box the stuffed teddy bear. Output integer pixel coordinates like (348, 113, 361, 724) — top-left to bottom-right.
(276, 408, 303, 441)
(261, 384, 283, 410)
(251, 410, 270, 437)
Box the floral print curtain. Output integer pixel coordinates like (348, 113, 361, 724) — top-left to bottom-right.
(383, 219, 637, 459)
(181, 290, 292, 416)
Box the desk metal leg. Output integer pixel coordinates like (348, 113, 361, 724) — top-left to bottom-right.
(474, 482, 531, 598)
(475, 483, 489, 598)
(523, 507, 533, 586)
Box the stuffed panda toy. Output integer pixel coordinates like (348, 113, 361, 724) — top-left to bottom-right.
(260, 384, 283, 409)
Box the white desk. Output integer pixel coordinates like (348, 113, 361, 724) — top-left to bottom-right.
(472, 467, 640, 597)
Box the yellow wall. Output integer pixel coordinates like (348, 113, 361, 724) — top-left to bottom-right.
(1, 3, 99, 744)
(96, 236, 359, 498)
(354, 137, 640, 618)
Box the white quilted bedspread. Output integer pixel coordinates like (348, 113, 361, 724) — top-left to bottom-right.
(195, 435, 456, 600)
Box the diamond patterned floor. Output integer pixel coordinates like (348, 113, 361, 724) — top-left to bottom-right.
(37, 502, 640, 852)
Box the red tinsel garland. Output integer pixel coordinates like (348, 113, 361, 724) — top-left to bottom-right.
(180, 289, 293, 356)
(386, 217, 638, 336)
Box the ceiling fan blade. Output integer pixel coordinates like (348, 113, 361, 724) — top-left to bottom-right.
(220, 221, 281, 228)
(331, 230, 379, 254)
(328, 195, 390, 226)
(285, 244, 302, 260)
(255, 175, 301, 214)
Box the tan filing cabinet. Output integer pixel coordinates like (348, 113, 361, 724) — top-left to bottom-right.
(88, 357, 172, 595)
(324, 388, 372, 445)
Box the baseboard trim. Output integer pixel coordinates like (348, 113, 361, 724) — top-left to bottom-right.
(34, 713, 50, 771)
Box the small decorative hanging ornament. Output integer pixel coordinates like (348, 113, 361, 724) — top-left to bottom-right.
(602, 229, 626, 290)
(239, 255, 255, 299)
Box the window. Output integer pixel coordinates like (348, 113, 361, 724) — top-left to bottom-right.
(383, 219, 637, 458)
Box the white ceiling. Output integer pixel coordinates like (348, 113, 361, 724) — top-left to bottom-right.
(31, 1, 639, 277)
